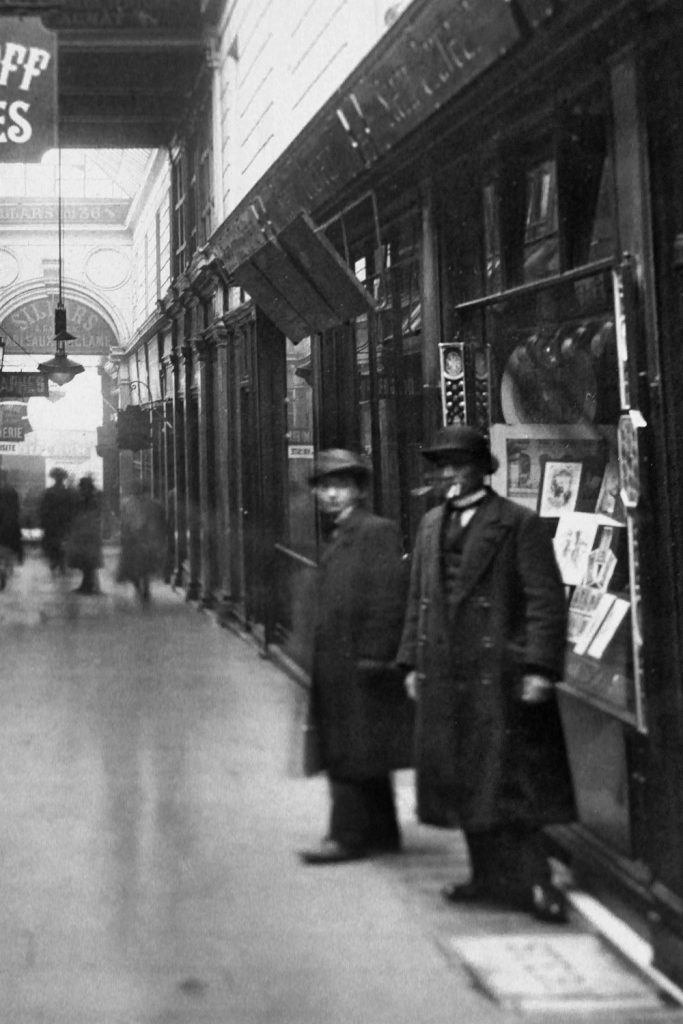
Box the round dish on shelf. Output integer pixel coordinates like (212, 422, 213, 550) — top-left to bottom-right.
(500, 336, 598, 424)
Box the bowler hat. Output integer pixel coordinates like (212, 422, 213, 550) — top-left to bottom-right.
(308, 448, 371, 485)
(421, 425, 498, 473)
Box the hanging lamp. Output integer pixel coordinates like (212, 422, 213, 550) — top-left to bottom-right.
(38, 147, 84, 386)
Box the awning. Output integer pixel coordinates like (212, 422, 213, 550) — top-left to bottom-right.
(231, 211, 374, 342)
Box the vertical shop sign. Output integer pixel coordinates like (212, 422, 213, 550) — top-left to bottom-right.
(0, 17, 57, 161)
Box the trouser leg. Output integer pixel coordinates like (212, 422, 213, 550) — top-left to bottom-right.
(464, 824, 551, 903)
(362, 776, 401, 850)
(329, 775, 400, 852)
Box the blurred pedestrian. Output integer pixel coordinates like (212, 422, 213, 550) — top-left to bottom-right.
(116, 479, 167, 603)
(397, 425, 575, 923)
(67, 476, 103, 595)
(299, 449, 413, 864)
(39, 467, 76, 574)
(0, 468, 23, 589)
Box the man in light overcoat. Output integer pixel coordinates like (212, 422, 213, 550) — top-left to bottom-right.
(397, 425, 575, 922)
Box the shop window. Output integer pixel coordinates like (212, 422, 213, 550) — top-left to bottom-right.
(483, 182, 502, 293)
(523, 158, 560, 282)
(474, 102, 616, 298)
(445, 89, 643, 730)
(319, 195, 424, 544)
(170, 96, 214, 279)
(171, 154, 187, 276)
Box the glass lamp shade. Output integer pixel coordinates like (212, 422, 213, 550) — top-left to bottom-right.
(38, 351, 85, 386)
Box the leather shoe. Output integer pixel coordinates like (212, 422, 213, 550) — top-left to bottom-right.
(299, 839, 367, 865)
(441, 879, 492, 903)
(530, 883, 569, 924)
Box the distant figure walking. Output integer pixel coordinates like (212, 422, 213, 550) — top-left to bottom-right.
(67, 476, 104, 595)
(0, 469, 23, 590)
(116, 480, 167, 603)
(39, 467, 76, 574)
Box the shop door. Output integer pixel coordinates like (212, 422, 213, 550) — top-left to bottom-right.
(229, 311, 287, 635)
(230, 318, 263, 629)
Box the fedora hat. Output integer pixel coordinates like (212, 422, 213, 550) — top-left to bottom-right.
(309, 448, 371, 485)
(421, 425, 497, 474)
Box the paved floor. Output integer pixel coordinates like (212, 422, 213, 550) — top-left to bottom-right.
(0, 546, 678, 1023)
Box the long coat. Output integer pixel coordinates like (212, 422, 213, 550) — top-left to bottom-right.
(311, 505, 414, 780)
(396, 490, 575, 832)
(66, 490, 103, 572)
(0, 483, 23, 560)
(117, 495, 167, 583)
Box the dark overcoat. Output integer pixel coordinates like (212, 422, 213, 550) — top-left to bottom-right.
(311, 505, 414, 779)
(396, 490, 575, 831)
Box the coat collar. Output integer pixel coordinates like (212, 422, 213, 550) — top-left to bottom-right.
(320, 504, 367, 562)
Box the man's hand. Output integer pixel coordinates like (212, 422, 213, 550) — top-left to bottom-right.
(404, 669, 420, 700)
(520, 673, 553, 703)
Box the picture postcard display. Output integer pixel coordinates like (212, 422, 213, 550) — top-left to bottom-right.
(490, 423, 632, 679)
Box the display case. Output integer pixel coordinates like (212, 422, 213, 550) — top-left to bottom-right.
(455, 259, 647, 731)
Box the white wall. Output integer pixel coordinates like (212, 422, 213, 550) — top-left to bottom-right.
(216, 0, 412, 212)
(128, 149, 171, 329)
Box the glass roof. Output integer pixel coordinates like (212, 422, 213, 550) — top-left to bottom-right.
(0, 149, 155, 199)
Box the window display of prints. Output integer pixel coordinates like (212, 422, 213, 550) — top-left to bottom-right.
(489, 423, 613, 512)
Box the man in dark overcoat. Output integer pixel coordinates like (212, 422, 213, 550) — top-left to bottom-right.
(300, 449, 414, 864)
(397, 425, 575, 922)
(39, 467, 76, 574)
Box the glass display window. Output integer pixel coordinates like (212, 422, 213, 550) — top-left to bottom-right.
(455, 261, 644, 729)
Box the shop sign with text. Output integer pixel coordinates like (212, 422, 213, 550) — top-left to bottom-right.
(0, 18, 57, 161)
(1, 297, 117, 355)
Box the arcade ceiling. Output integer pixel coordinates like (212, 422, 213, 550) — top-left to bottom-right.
(0, 0, 209, 148)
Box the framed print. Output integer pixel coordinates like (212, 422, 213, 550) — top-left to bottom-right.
(538, 461, 582, 517)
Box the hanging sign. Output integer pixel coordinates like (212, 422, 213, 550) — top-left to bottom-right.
(0, 402, 30, 443)
(0, 17, 57, 161)
(0, 371, 48, 398)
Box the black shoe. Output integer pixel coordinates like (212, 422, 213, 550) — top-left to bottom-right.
(530, 883, 569, 924)
(299, 839, 367, 865)
(441, 879, 492, 904)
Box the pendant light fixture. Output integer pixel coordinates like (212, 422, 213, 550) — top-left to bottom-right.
(38, 146, 84, 387)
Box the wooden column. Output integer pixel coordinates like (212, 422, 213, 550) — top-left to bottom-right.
(212, 324, 233, 614)
(195, 332, 218, 608)
(182, 335, 201, 601)
(169, 345, 187, 588)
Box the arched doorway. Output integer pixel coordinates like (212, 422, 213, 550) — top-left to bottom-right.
(0, 291, 120, 534)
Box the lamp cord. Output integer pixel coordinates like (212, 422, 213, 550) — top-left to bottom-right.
(57, 143, 63, 306)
